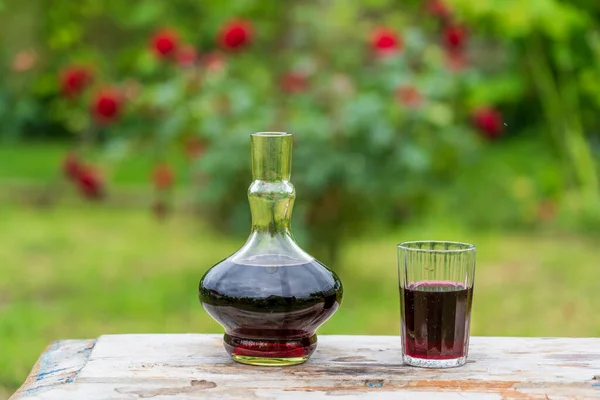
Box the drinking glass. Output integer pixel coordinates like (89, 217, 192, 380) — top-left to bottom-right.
(398, 241, 476, 368)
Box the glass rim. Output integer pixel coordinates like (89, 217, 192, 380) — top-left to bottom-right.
(397, 240, 476, 253)
(252, 132, 292, 137)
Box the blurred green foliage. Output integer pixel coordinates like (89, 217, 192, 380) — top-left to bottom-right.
(1, 205, 599, 395)
(1, 2, 600, 394)
(1, 0, 599, 263)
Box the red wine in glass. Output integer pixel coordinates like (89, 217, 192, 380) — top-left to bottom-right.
(401, 281, 473, 363)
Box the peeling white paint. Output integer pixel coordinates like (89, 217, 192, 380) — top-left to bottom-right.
(12, 335, 600, 399)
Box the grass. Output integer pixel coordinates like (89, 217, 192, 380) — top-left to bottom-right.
(1, 203, 600, 396)
(1, 141, 599, 396)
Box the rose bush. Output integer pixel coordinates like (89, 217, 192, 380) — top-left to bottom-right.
(1, 0, 599, 264)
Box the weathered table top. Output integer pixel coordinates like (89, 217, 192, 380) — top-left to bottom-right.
(11, 334, 600, 399)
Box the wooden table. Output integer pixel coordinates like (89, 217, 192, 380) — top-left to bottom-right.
(11, 334, 600, 399)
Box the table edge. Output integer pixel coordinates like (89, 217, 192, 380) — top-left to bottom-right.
(10, 339, 95, 400)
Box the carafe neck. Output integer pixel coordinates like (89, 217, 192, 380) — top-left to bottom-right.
(248, 180, 294, 234)
(249, 132, 294, 235)
(230, 132, 313, 265)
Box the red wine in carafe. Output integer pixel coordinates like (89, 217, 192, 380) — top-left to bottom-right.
(199, 257, 342, 361)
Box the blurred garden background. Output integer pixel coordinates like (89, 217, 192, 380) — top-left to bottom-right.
(1, 0, 600, 395)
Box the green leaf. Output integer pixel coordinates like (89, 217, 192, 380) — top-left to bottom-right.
(467, 74, 525, 106)
(399, 142, 430, 173)
(48, 22, 83, 50)
(130, 1, 166, 28)
(425, 102, 454, 127)
(450, 0, 588, 39)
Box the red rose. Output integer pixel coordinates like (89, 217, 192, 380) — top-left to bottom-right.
(91, 88, 121, 124)
(427, 0, 451, 18)
(152, 163, 174, 190)
(60, 66, 92, 98)
(219, 20, 253, 50)
(396, 85, 423, 108)
(177, 44, 198, 67)
(280, 72, 309, 94)
(371, 27, 402, 55)
(445, 49, 469, 72)
(151, 28, 179, 58)
(63, 152, 83, 180)
(202, 52, 227, 73)
(443, 25, 467, 50)
(472, 107, 504, 140)
(76, 167, 104, 200)
(183, 137, 207, 160)
(12, 49, 37, 72)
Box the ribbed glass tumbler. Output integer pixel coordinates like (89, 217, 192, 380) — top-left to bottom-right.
(398, 241, 476, 368)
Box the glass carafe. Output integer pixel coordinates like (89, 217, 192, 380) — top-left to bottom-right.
(198, 132, 343, 366)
